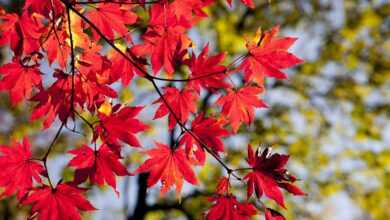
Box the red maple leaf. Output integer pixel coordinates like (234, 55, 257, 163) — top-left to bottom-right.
(43, 24, 70, 68)
(0, 138, 44, 199)
(68, 144, 129, 191)
(244, 145, 305, 208)
(132, 25, 191, 76)
(215, 177, 230, 195)
(153, 87, 198, 129)
(24, 0, 64, 15)
(109, 49, 147, 86)
(186, 44, 230, 92)
(30, 71, 75, 128)
(239, 26, 304, 85)
(22, 183, 95, 220)
(179, 114, 229, 165)
(86, 3, 137, 41)
(206, 195, 257, 220)
(168, 0, 212, 26)
(131, 3, 191, 76)
(135, 142, 198, 195)
(216, 85, 267, 133)
(0, 11, 43, 56)
(96, 105, 148, 147)
(0, 10, 18, 49)
(0, 58, 42, 106)
(31, 70, 116, 128)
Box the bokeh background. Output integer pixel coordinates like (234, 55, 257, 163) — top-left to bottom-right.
(0, 0, 389, 219)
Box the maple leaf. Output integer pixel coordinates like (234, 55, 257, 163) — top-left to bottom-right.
(24, 0, 64, 15)
(216, 85, 267, 133)
(244, 145, 305, 208)
(265, 208, 286, 220)
(0, 10, 18, 49)
(68, 144, 129, 191)
(31, 69, 116, 128)
(153, 87, 198, 129)
(22, 183, 95, 220)
(239, 26, 304, 85)
(132, 25, 191, 76)
(43, 24, 70, 68)
(0, 138, 44, 199)
(179, 114, 229, 165)
(135, 142, 198, 195)
(215, 177, 230, 195)
(96, 105, 148, 147)
(186, 45, 230, 92)
(0, 11, 43, 56)
(206, 195, 257, 220)
(131, 2, 192, 76)
(168, 0, 212, 26)
(87, 3, 137, 41)
(30, 71, 76, 128)
(0, 58, 42, 106)
(109, 48, 147, 86)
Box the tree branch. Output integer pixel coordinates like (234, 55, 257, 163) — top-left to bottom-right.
(63, 0, 243, 181)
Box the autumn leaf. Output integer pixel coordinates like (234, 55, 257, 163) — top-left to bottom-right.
(22, 183, 95, 220)
(206, 195, 257, 220)
(24, 0, 64, 15)
(0, 58, 42, 106)
(217, 85, 267, 133)
(244, 145, 305, 208)
(215, 177, 230, 195)
(96, 105, 148, 147)
(168, 0, 211, 26)
(68, 144, 129, 191)
(0, 138, 44, 199)
(135, 142, 198, 195)
(131, 3, 191, 76)
(86, 3, 137, 41)
(0, 11, 43, 56)
(239, 26, 304, 85)
(109, 49, 147, 86)
(179, 114, 229, 165)
(31, 70, 116, 128)
(43, 25, 70, 68)
(186, 44, 230, 92)
(153, 87, 198, 129)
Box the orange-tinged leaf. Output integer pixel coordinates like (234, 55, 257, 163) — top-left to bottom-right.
(217, 86, 267, 132)
(135, 142, 197, 195)
(240, 26, 304, 85)
(179, 114, 229, 165)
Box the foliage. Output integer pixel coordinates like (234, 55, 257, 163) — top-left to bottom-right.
(0, 0, 306, 219)
(0, 1, 388, 220)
